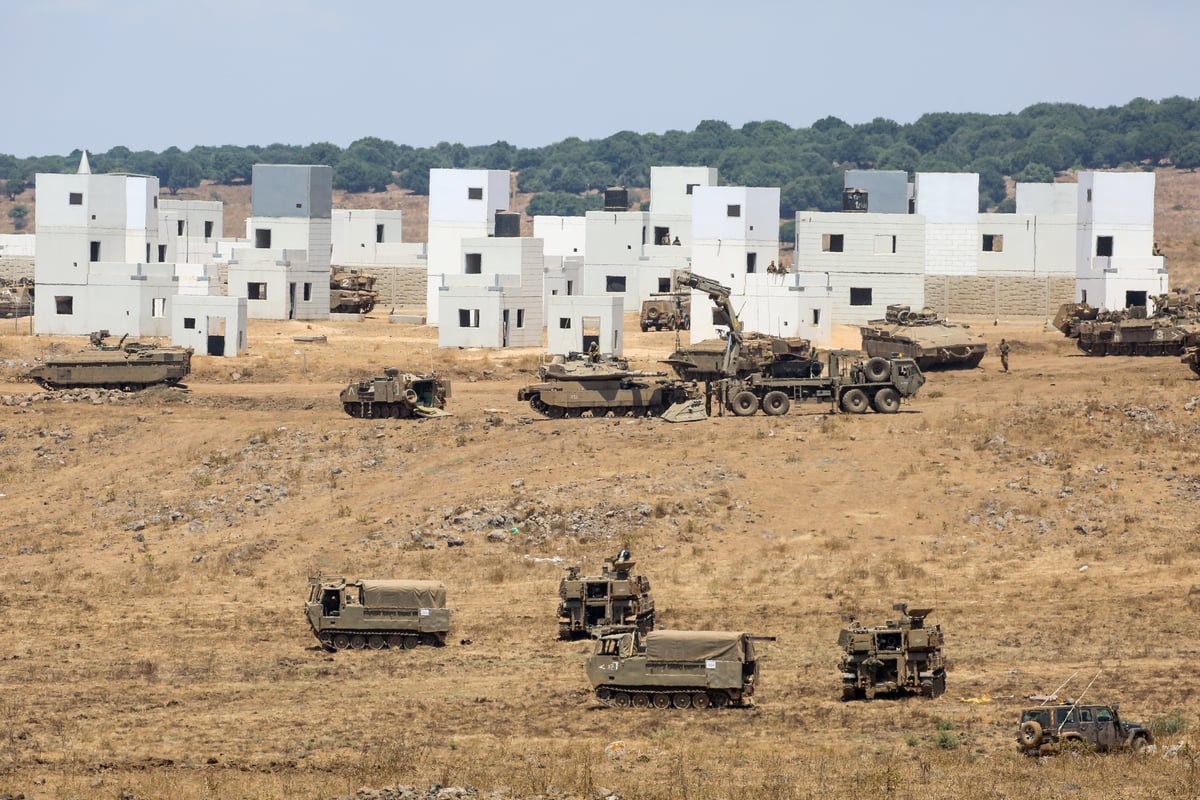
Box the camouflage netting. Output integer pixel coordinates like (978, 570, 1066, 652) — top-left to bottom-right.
(644, 630, 746, 662)
(360, 579, 446, 608)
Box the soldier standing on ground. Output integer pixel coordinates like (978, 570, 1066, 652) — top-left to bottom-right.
(999, 338, 1011, 372)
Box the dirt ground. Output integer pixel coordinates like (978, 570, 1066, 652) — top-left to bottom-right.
(0, 315, 1198, 800)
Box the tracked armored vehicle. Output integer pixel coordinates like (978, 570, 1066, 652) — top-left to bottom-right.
(663, 332, 815, 383)
(22, 331, 192, 390)
(305, 576, 450, 651)
(1054, 295, 1200, 356)
(330, 267, 379, 314)
(860, 304, 987, 369)
(586, 628, 773, 709)
(340, 367, 450, 418)
(640, 294, 690, 332)
(838, 603, 945, 700)
(558, 552, 655, 639)
(1182, 341, 1200, 376)
(517, 354, 693, 418)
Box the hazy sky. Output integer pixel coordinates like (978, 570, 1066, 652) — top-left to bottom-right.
(7, 0, 1199, 157)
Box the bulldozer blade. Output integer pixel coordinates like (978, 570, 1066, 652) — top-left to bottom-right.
(414, 405, 454, 418)
(660, 398, 708, 423)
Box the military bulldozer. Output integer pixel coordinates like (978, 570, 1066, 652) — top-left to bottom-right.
(340, 367, 451, 418)
(330, 267, 379, 314)
(838, 603, 946, 700)
(586, 628, 773, 709)
(557, 552, 655, 639)
(305, 576, 450, 651)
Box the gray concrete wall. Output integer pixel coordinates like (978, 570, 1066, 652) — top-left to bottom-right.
(365, 266, 427, 309)
(924, 275, 1075, 319)
(0, 257, 34, 282)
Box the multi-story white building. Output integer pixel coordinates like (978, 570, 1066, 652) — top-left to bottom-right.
(1074, 171, 1166, 309)
(426, 169, 511, 325)
(158, 199, 223, 265)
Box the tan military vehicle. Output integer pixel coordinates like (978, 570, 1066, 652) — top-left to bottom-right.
(663, 332, 815, 383)
(1054, 294, 1200, 356)
(340, 367, 451, 418)
(639, 294, 690, 332)
(0, 279, 33, 318)
(305, 576, 450, 651)
(330, 267, 379, 314)
(837, 603, 945, 700)
(558, 551, 655, 639)
(517, 354, 694, 418)
(22, 330, 192, 391)
(860, 304, 987, 369)
(587, 628, 772, 709)
(1017, 702, 1153, 756)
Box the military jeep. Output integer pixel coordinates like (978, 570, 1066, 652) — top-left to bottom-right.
(1016, 702, 1153, 756)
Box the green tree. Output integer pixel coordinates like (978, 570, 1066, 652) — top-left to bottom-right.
(333, 157, 391, 193)
(7, 204, 29, 230)
(1013, 163, 1054, 183)
(525, 191, 603, 216)
(3, 178, 24, 199)
(1171, 140, 1200, 170)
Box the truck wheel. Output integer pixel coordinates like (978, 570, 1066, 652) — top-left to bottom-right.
(1130, 735, 1150, 753)
(872, 387, 900, 414)
(762, 390, 790, 416)
(864, 357, 891, 382)
(731, 391, 759, 416)
(1020, 720, 1043, 748)
(692, 692, 711, 709)
(652, 694, 671, 709)
(672, 693, 692, 709)
(640, 323, 649, 332)
(840, 388, 869, 414)
(647, 306, 660, 320)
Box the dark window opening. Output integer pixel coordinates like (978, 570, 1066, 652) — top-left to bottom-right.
(184, 317, 197, 330)
(458, 309, 480, 328)
(746, 253, 757, 274)
(812, 309, 821, 325)
(375, 224, 384, 243)
(658, 277, 671, 293)
(727, 204, 741, 218)
(158, 244, 167, 262)
(823, 234, 845, 253)
(69, 192, 82, 205)
(247, 282, 267, 300)
(303, 283, 312, 301)
(177, 220, 185, 236)
(146, 243, 151, 263)
(1126, 290, 1148, 308)
(559, 317, 571, 329)
(850, 287, 873, 306)
(204, 220, 214, 240)
(516, 309, 525, 328)
(1096, 235, 1114, 257)
(255, 228, 272, 248)
(982, 234, 1004, 252)
(655, 226, 671, 246)
(89, 241, 100, 262)
(465, 253, 482, 274)
(467, 187, 483, 200)
(55, 296, 74, 315)
(605, 275, 627, 293)
(686, 183, 698, 195)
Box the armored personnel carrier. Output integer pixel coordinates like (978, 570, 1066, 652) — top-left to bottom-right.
(860, 304, 987, 369)
(330, 267, 379, 314)
(340, 367, 451, 418)
(837, 603, 945, 700)
(586, 628, 773, 709)
(1182, 341, 1200, 376)
(305, 576, 450, 651)
(640, 294, 690, 332)
(1054, 295, 1200, 356)
(663, 332, 816, 383)
(517, 354, 694, 418)
(558, 551, 655, 639)
(22, 331, 192, 390)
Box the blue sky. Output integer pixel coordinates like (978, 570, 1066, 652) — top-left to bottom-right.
(6, 0, 1199, 157)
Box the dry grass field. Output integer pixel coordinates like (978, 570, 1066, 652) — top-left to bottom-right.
(0, 313, 1198, 800)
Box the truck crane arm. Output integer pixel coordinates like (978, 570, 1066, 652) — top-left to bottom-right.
(673, 270, 742, 377)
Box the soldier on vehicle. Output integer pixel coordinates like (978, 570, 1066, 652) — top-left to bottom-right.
(587, 341, 601, 362)
(998, 338, 1012, 372)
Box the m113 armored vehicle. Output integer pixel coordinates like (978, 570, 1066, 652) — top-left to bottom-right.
(340, 368, 451, 418)
(837, 603, 946, 700)
(1053, 294, 1200, 356)
(557, 551, 655, 639)
(860, 304, 987, 369)
(22, 330, 192, 390)
(587, 628, 773, 709)
(305, 576, 450, 651)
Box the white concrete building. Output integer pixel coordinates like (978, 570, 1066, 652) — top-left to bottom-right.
(1074, 171, 1166, 309)
(426, 169, 511, 325)
(534, 216, 586, 261)
(171, 295, 247, 357)
(331, 208, 426, 268)
(545, 295, 624, 356)
(916, 173, 980, 277)
(227, 164, 332, 320)
(158, 199, 223, 264)
(436, 232, 545, 348)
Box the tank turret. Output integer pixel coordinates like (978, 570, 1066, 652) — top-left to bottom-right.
(837, 602, 945, 700)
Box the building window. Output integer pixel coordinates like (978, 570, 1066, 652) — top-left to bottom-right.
(177, 220, 185, 236)
(1096, 236, 1114, 257)
(90, 241, 100, 261)
(516, 309, 525, 328)
(376, 224, 384, 243)
(727, 204, 741, 218)
(151, 298, 166, 318)
(303, 283, 312, 301)
(458, 309, 480, 328)
(566, 280, 573, 294)
(184, 317, 197, 330)
(823, 234, 845, 253)
(559, 317, 571, 329)
(850, 287, 873, 306)
(812, 309, 821, 325)
(153, 197, 157, 208)
(465, 253, 482, 274)
(1086, 189, 1093, 203)
(982, 234, 1004, 253)
(873, 235, 896, 254)
(69, 192, 82, 205)
(248, 282, 267, 300)
(746, 253, 757, 273)
(655, 226, 670, 246)
(467, 187, 483, 200)
(658, 278, 671, 293)
(204, 221, 214, 241)
(146, 243, 151, 263)
(254, 228, 272, 248)
(1081, 290, 1088, 303)
(605, 275, 626, 293)
(55, 296, 74, 315)
(686, 183, 698, 195)
(158, 244, 167, 262)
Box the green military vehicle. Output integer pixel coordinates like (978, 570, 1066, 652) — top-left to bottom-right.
(330, 267, 379, 314)
(557, 551, 655, 639)
(1017, 702, 1153, 756)
(639, 294, 690, 332)
(22, 330, 192, 391)
(340, 367, 451, 418)
(305, 576, 450, 651)
(517, 355, 693, 419)
(586, 628, 772, 709)
(838, 603, 946, 700)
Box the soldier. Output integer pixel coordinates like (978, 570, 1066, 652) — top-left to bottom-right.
(587, 341, 600, 363)
(998, 338, 1011, 372)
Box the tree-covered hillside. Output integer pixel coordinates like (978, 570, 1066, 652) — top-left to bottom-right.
(3, 96, 1199, 217)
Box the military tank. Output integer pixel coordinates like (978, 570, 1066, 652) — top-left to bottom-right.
(860, 305, 987, 369)
(340, 367, 450, 418)
(517, 354, 694, 418)
(586, 628, 773, 709)
(663, 332, 816, 382)
(1053, 295, 1200, 356)
(558, 551, 655, 639)
(330, 267, 379, 314)
(305, 576, 450, 651)
(1182, 340, 1200, 376)
(837, 603, 946, 700)
(22, 331, 192, 390)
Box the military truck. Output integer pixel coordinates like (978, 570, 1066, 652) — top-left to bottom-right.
(22, 331, 192, 391)
(305, 576, 450, 651)
(837, 603, 946, 700)
(330, 267, 379, 314)
(340, 367, 451, 418)
(724, 350, 924, 416)
(558, 552, 655, 639)
(640, 294, 690, 332)
(586, 628, 773, 709)
(1017, 702, 1153, 756)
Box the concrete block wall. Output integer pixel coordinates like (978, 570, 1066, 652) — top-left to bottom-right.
(0, 257, 34, 282)
(924, 275, 1075, 319)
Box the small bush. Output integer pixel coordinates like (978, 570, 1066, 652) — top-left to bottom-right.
(933, 729, 959, 750)
(1152, 709, 1188, 738)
